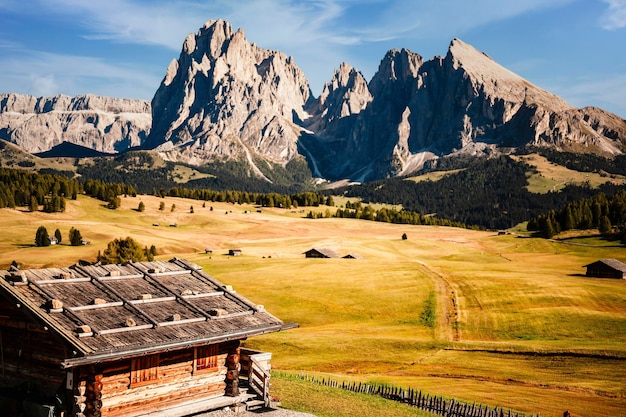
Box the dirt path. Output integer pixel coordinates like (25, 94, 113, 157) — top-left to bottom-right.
(415, 261, 460, 342)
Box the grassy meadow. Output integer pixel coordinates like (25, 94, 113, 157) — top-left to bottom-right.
(512, 154, 626, 193)
(1, 194, 625, 417)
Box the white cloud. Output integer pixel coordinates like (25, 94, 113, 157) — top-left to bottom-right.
(1, 0, 616, 101)
(33, 0, 207, 50)
(0, 40, 20, 49)
(31, 75, 60, 97)
(341, 0, 575, 43)
(600, 0, 626, 30)
(550, 73, 626, 118)
(0, 50, 161, 99)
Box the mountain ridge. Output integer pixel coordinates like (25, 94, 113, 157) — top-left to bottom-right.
(1, 19, 625, 184)
(0, 93, 150, 154)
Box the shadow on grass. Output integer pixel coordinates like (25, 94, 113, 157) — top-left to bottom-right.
(554, 234, 624, 248)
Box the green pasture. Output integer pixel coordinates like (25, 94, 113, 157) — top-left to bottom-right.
(406, 169, 465, 183)
(0, 194, 625, 417)
(512, 154, 626, 193)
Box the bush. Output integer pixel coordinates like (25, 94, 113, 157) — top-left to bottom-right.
(107, 196, 121, 209)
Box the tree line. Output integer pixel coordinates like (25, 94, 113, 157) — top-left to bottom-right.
(330, 155, 623, 230)
(306, 201, 473, 229)
(154, 186, 333, 209)
(527, 190, 626, 241)
(0, 168, 80, 212)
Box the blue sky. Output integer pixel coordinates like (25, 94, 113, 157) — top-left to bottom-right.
(0, 0, 625, 117)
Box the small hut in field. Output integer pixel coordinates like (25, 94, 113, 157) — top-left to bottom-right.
(583, 258, 626, 279)
(0, 258, 290, 416)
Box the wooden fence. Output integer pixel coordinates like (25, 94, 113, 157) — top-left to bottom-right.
(291, 373, 541, 417)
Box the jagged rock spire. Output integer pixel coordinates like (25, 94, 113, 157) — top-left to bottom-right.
(148, 19, 312, 168)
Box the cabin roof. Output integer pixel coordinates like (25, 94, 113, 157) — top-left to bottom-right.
(584, 258, 626, 272)
(304, 248, 340, 258)
(0, 258, 284, 368)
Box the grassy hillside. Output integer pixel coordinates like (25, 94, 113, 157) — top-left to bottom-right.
(513, 154, 626, 193)
(0, 194, 624, 417)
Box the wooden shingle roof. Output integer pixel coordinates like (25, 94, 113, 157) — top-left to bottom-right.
(0, 258, 285, 368)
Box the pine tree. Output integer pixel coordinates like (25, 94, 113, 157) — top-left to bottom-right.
(562, 206, 574, 231)
(138, 201, 145, 212)
(599, 215, 612, 234)
(69, 227, 83, 246)
(54, 228, 62, 244)
(29, 196, 38, 212)
(539, 216, 557, 239)
(35, 226, 50, 247)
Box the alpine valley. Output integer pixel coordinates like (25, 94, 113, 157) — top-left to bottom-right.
(2, 19, 626, 183)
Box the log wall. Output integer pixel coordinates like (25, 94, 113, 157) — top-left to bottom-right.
(74, 340, 240, 417)
(0, 300, 68, 392)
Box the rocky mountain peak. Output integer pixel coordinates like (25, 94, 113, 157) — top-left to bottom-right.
(446, 38, 572, 112)
(306, 62, 372, 133)
(148, 19, 312, 170)
(369, 48, 423, 97)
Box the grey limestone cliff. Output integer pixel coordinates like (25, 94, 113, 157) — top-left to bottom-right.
(148, 19, 312, 175)
(0, 93, 150, 153)
(304, 38, 626, 181)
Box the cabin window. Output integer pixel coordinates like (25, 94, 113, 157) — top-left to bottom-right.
(195, 345, 219, 372)
(130, 354, 160, 386)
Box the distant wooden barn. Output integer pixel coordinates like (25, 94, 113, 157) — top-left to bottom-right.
(303, 248, 340, 259)
(342, 253, 363, 259)
(583, 259, 626, 279)
(0, 258, 290, 416)
(228, 249, 242, 256)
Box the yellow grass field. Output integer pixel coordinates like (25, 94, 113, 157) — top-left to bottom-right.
(1, 194, 625, 417)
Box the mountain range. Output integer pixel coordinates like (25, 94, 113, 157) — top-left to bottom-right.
(1, 19, 625, 183)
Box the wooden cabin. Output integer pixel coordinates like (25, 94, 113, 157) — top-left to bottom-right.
(228, 249, 242, 256)
(303, 248, 340, 259)
(583, 258, 626, 279)
(0, 258, 289, 416)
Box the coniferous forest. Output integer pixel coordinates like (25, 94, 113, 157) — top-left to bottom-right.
(332, 156, 623, 230)
(3, 150, 626, 241)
